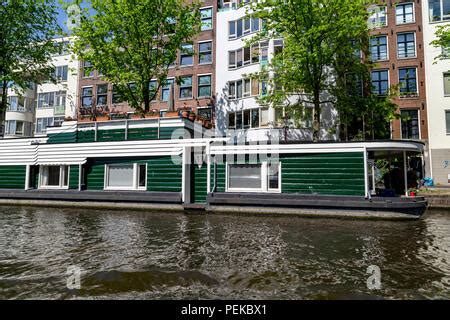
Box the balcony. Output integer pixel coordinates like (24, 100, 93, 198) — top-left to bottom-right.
(54, 105, 66, 116)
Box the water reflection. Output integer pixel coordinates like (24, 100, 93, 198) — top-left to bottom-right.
(0, 206, 449, 300)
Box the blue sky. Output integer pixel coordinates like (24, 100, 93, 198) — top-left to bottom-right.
(57, 3, 69, 32)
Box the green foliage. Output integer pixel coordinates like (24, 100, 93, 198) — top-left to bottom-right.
(0, 0, 62, 120)
(247, 0, 398, 141)
(431, 24, 450, 62)
(66, 0, 202, 113)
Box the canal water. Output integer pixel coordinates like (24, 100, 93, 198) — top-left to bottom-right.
(0, 206, 449, 300)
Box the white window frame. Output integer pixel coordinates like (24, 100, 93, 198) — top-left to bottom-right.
(197, 73, 212, 98)
(225, 161, 282, 193)
(39, 165, 70, 190)
(398, 67, 418, 96)
(371, 69, 390, 96)
(104, 163, 147, 191)
(198, 40, 213, 65)
(370, 35, 389, 61)
(400, 108, 421, 140)
(200, 6, 213, 31)
(397, 32, 417, 59)
(396, 2, 415, 25)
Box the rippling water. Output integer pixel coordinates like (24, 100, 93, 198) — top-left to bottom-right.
(0, 205, 449, 300)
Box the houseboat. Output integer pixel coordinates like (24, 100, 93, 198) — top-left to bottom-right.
(0, 117, 427, 219)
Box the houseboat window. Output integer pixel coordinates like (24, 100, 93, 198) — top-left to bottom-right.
(107, 164, 134, 189)
(228, 164, 262, 190)
(138, 164, 147, 189)
(40, 166, 69, 188)
(268, 162, 280, 190)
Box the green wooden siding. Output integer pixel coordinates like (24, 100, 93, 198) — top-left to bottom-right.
(147, 156, 182, 192)
(85, 163, 105, 191)
(47, 132, 77, 144)
(69, 165, 79, 190)
(45, 126, 192, 145)
(0, 166, 26, 189)
(193, 163, 208, 203)
(128, 127, 159, 141)
(281, 152, 365, 196)
(210, 163, 226, 193)
(77, 130, 95, 143)
(85, 156, 182, 192)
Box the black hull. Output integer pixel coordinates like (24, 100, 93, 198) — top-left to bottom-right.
(207, 193, 428, 218)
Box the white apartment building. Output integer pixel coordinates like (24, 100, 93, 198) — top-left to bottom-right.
(423, 0, 450, 186)
(3, 38, 78, 138)
(34, 38, 78, 136)
(215, 0, 338, 142)
(3, 83, 36, 137)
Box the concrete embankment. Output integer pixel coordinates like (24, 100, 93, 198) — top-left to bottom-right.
(421, 195, 450, 210)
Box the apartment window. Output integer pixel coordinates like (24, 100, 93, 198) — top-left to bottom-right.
(444, 73, 450, 95)
(396, 3, 414, 24)
(228, 79, 253, 99)
(401, 109, 420, 139)
(149, 80, 157, 101)
(198, 107, 212, 121)
(199, 41, 212, 64)
(397, 33, 416, 58)
(370, 36, 388, 61)
(179, 76, 193, 99)
(228, 17, 261, 40)
(198, 75, 212, 98)
(180, 44, 194, 66)
(4, 120, 30, 136)
(368, 6, 387, 28)
(7, 96, 32, 112)
(40, 166, 69, 189)
(96, 84, 108, 106)
(54, 65, 68, 82)
(161, 79, 174, 102)
(274, 39, 284, 56)
(228, 108, 261, 130)
(429, 0, 450, 22)
(112, 85, 123, 104)
(260, 80, 268, 97)
(371, 70, 389, 95)
(446, 111, 450, 134)
(260, 41, 269, 63)
(399, 68, 418, 96)
(37, 92, 54, 109)
(81, 87, 93, 107)
(200, 7, 213, 31)
(83, 61, 94, 78)
(36, 117, 53, 134)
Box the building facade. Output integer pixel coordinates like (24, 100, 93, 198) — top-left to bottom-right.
(3, 38, 78, 138)
(3, 83, 36, 138)
(215, 0, 338, 142)
(423, 0, 450, 186)
(77, 1, 217, 123)
(35, 39, 78, 136)
(369, 1, 429, 142)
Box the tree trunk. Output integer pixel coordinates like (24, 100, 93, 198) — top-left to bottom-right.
(312, 91, 321, 142)
(0, 81, 7, 132)
(143, 82, 150, 113)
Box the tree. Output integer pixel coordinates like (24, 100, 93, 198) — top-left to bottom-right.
(0, 0, 62, 126)
(248, 0, 397, 141)
(67, 0, 202, 115)
(431, 24, 450, 62)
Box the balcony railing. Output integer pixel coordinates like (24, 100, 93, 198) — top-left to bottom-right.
(54, 105, 66, 115)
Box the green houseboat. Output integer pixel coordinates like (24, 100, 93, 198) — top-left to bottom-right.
(0, 117, 427, 219)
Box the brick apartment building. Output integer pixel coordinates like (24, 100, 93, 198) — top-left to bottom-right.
(369, 0, 428, 143)
(76, 0, 217, 122)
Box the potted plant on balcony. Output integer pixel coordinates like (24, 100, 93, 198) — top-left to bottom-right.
(408, 188, 418, 198)
(188, 111, 196, 122)
(78, 114, 92, 123)
(144, 111, 159, 119)
(95, 111, 110, 122)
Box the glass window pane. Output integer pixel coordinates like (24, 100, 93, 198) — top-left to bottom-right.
(268, 162, 280, 190)
(138, 164, 146, 187)
(107, 164, 134, 188)
(228, 164, 262, 189)
(446, 111, 450, 134)
(444, 73, 450, 95)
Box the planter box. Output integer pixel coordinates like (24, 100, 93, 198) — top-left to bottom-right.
(95, 116, 110, 122)
(165, 111, 179, 118)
